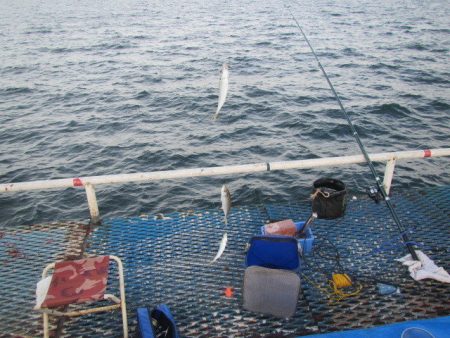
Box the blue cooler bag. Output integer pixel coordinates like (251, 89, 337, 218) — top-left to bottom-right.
(246, 235, 300, 271)
(137, 304, 180, 338)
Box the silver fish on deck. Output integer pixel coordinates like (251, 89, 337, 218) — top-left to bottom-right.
(210, 232, 228, 264)
(213, 63, 229, 120)
(221, 184, 231, 225)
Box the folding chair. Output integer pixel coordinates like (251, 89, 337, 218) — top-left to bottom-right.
(34, 255, 128, 338)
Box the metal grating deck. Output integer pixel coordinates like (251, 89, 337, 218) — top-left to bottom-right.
(0, 186, 449, 337)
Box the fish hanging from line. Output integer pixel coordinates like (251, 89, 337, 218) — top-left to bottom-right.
(210, 232, 228, 264)
(213, 63, 229, 120)
(210, 185, 232, 264)
(221, 184, 231, 225)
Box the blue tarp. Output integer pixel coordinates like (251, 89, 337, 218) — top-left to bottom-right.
(304, 316, 450, 338)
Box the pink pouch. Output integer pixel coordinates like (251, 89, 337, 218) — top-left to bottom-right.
(264, 219, 297, 236)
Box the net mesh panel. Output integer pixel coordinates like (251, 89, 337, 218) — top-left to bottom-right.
(0, 186, 449, 337)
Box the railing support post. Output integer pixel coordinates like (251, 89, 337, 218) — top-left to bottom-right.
(85, 183, 101, 224)
(383, 158, 397, 195)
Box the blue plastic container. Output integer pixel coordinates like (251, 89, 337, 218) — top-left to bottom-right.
(297, 226, 314, 255)
(246, 235, 300, 270)
(260, 221, 315, 255)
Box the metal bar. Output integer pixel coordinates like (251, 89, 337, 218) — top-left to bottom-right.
(383, 158, 397, 195)
(1, 148, 449, 193)
(41, 304, 121, 317)
(104, 294, 121, 304)
(41, 262, 55, 338)
(110, 255, 128, 338)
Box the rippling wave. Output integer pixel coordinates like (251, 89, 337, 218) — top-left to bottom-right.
(0, 0, 449, 227)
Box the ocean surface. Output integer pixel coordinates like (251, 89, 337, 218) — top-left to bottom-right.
(0, 0, 449, 228)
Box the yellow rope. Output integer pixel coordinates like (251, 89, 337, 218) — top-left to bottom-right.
(301, 274, 332, 296)
(302, 273, 363, 304)
(332, 273, 353, 288)
(329, 273, 363, 302)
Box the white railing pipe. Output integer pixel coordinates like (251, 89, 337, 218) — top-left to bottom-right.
(1, 148, 449, 223)
(1, 148, 448, 193)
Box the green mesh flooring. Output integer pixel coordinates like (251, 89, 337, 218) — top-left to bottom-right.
(0, 186, 449, 337)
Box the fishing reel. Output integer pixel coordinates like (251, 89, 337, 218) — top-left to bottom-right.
(366, 186, 382, 204)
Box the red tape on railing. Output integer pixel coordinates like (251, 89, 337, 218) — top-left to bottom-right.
(73, 178, 83, 187)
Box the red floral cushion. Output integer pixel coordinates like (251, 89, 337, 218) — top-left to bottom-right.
(41, 256, 110, 308)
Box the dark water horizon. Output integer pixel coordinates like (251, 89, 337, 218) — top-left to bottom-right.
(0, 0, 449, 228)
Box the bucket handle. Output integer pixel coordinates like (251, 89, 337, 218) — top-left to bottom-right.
(311, 189, 330, 199)
(311, 188, 347, 200)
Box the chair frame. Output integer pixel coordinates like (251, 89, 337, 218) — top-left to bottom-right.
(38, 255, 128, 338)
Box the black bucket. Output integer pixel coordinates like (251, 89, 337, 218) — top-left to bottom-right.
(311, 178, 347, 219)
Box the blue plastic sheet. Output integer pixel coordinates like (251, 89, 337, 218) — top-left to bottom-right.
(303, 316, 450, 338)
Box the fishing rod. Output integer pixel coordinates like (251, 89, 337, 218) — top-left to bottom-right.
(285, 4, 419, 261)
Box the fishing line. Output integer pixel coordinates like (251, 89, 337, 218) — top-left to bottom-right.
(282, 1, 419, 260)
(301, 235, 402, 301)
